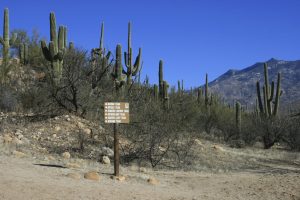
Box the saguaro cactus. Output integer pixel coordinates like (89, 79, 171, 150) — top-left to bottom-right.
(90, 22, 111, 87)
(0, 8, 17, 65)
(236, 101, 241, 134)
(177, 80, 181, 94)
(159, 60, 164, 98)
(111, 44, 126, 92)
(41, 12, 67, 81)
(197, 87, 203, 104)
(205, 73, 209, 107)
(123, 22, 142, 85)
(19, 43, 28, 65)
(153, 84, 159, 101)
(256, 63, 282, 117)
(163, 80, 169, 110)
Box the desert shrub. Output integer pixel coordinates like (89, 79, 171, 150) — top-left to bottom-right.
(251, 116, 287, 149)
(0, 85, 18, 111)
(283, 117, 300, 150)
(110, 87, 197, 168)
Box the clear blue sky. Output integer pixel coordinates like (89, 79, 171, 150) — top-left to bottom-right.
(1, 0, 300, 88)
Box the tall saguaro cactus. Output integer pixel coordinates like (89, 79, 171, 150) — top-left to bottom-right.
(19, 43, 28, 65)
(123, 22, 142, 85)
(0, 8, 17, 65)
(163, 80, 169, 110)
(236, 101, 241, 134)
(256, 63, 282, 117)
(205, 73, 209, 107)
(91, 22, 111, 88)
(159, 60, 164, 98)
(41, 12, 67, 82)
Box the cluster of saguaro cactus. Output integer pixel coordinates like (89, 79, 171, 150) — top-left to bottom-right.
(0, 8, 17, 66)
(256, 63, 282, 117)
(19, 43, 28, 65)
(123, 22, 142, 85)
(40, 12, 68, 82)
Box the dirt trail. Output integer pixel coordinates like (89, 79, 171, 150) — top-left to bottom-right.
(0, 154, 299, 200)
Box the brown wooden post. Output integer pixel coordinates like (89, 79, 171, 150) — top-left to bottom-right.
(113, 123, 119, 176)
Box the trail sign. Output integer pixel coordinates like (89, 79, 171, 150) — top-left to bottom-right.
(104, 102, 129, 177)
(104, 102, 129, 124)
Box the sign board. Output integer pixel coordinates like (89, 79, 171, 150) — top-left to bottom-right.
(104, 102, 129, 123)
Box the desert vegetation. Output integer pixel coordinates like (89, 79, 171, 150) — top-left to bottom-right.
(0, 7, 299, 171)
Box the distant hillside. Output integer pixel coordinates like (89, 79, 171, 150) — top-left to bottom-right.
(208, 58, 300, 111)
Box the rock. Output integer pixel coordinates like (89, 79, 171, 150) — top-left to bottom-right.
(83, 128, 91, 136)
(147, 177, 159, 185)
(212, 145, 224, 151)
(65, 163, 81, 169)
(52, 134, 57, 138)
(3, 134, 13, 143)
(84, 171, 100, 181)
(102, 156, 110, 165)
(47, 156, 55, 161)
(12, 137, 23, 145)
(66, 173, 81, 180)
(54, 126, 61, 131)
(139, 167, 147, 173)
(54, 116, 59, 120)
(194, 139, 203, 146)
(17, 134, 23, 140)
(93, 135, 99, 140)
(66, 118, 71, 121)
(13, 150, 26, 158)
(111, 175, 126, 182)
(77, 122, 84, 129)
(62, 152, 71, 159)
(101, 147, 114, 157)
(21, 137, 30, 146)
(15, 129, 22, 136)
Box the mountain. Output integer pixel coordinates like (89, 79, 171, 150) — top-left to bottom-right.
(208, 58, 300, 111)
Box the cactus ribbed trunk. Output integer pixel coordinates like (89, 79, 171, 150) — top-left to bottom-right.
(159, 60, 164, 98)
(205, 73, 209, 107)
(0, 8, 16, 66)
(236, 102, 241, 134)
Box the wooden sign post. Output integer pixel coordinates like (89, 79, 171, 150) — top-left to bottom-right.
(104, 102, 129, 176)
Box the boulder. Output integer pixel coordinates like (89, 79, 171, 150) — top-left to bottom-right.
(147, 177, 159, 185)
(66, 173, 81, 180)
(62, 152, 71, 159)
(102, 156, 110, 165)
(84, 171, 100, 181)
(12, 150, 26, 158)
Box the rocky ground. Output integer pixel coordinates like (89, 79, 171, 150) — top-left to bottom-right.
(0, 112, 300, 200)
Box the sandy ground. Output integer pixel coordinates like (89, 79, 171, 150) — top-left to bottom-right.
(0, 154, 299, 200)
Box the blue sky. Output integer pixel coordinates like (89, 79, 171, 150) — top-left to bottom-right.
(1, 0, 300, 88)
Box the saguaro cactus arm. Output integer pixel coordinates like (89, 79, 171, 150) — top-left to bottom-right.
(273, 73, 281, 116)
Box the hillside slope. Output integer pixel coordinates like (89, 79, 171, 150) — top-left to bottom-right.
(208, 58, 300, 110)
